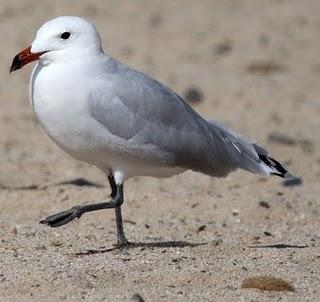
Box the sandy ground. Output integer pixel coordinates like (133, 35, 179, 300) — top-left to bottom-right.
(0, 0, 319, 301)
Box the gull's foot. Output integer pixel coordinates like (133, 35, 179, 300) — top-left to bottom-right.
(40, 206, 83, 227)
(113, 238, 132, 250)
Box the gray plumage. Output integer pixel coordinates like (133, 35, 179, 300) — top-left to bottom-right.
(89, 59, 278, 178)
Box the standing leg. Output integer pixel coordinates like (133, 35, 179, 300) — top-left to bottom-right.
(108, 175, 129, 247)
(114, 200, 129, 246)
(108, 174, 117, 198)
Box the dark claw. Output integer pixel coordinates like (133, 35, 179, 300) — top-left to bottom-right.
(113, 238, 131, 250)
(40, 206, 83, 227)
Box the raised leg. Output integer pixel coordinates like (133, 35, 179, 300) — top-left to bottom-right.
(40, 175, 130, 247)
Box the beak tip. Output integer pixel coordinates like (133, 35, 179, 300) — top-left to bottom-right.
(9, 54, 21, 74)
(10, 46, 45, 74)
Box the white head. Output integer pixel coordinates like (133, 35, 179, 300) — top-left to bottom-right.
(10, 16, 103, 72)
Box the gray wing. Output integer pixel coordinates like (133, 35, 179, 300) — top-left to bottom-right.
(89, 62, 267, 177)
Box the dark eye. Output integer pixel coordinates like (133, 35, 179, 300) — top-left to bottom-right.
(60, 32, 71, 40)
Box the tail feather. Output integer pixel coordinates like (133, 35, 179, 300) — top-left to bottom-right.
(205, 118, 293, 178)
(258, 154, 290, 178)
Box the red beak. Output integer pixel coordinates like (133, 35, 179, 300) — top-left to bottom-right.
(10, 46, 46, 73)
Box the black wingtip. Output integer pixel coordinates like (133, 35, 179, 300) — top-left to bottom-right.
(259, 154, 288, 178)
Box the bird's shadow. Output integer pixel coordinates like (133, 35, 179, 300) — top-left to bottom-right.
(0, 177, 103, 191)
(74, 240, 207, 256)
(248, 243, 308, 249)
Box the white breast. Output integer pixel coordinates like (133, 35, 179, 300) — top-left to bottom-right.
(30, 62, 104, 161)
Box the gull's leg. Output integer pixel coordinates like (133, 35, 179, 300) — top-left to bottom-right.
(114, 204, 129, 247)
(40, 175, 130, 247)
(108, 174, 117, 198)
(108, 175, 129, 246)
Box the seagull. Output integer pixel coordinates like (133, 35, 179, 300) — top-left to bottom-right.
(10, 16, 291, 247)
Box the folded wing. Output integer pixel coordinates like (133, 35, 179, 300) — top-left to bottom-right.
(89, 62, 286, 177)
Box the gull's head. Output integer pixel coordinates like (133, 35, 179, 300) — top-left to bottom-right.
(10, 16, 102, 73)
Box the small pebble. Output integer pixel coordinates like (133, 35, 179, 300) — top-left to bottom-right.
(50, 239, 63, 247)
(197, 225, 206, 233)
(214, 39, 233, 55)
(282, 177, 303, 187)
(259, 201, 270, 209)
(268, 132, 296, 146)
(246, 61, 286, 74)
(242, 276, 295, 292)
(183, 87, 204, 104)
(11, 227, 18, 235)
(132, 294, 145, 302)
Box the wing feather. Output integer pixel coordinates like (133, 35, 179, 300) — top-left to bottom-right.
(89, 61, 266, 177)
